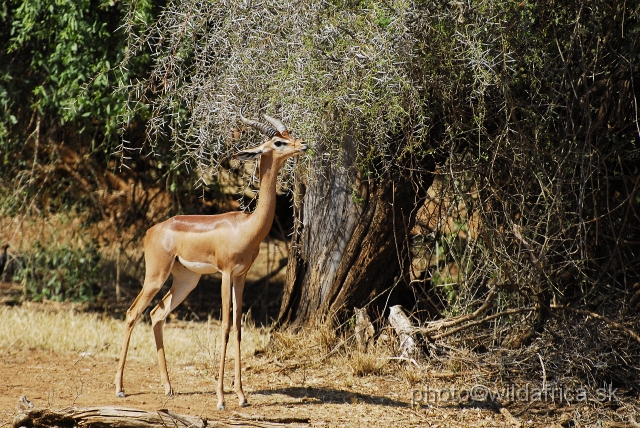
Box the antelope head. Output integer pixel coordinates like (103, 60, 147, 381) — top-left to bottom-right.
(235, 112, 308, 163)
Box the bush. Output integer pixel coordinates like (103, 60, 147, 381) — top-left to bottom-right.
(16, 240, 102, 302)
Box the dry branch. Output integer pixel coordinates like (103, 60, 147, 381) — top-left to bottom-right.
(13, 404, 309, 428)
(421, 288, 497, 335)
(551, 305, 640, 345)
(429, 307, 534, 341)
(232, 411, 310, 424)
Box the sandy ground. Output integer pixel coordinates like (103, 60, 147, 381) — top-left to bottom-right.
(0, 348, 519, 427)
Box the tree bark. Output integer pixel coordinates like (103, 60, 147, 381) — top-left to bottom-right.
(277, 139, 434, 326)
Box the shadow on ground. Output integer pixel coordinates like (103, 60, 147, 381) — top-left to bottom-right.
(253, 386, 408, 407)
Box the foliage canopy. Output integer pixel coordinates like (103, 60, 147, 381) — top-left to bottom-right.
(119, 0, 640, 309)
(117, 0, 432, 181)
(115, 0, 640, 367)
(0, 0, 158, 301)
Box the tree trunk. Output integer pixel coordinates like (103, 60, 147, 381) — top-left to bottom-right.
(277, 140, 434, 326)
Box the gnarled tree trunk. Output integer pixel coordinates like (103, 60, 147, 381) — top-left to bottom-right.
(278, 139, 434, 326)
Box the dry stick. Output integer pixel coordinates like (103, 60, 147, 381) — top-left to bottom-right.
(14, 406, 204, 428)
(12, 118, 41, 240)
(429, 307, 534, 341)
(537, 353, 546, 392)
(390, 181, 407, 287)
(422, 287, 498, 333)
(232, 411, 310, 424)
(386, 356, 420, 367)
(603, 173, 640, 276)
(551, 305, 640, 345)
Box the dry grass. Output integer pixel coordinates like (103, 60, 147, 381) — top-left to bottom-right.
(266, 321, 394, 380)
(0, 302, 391, 381)
(267, 322, 339, 363)
(0, 302, 270, 366)
(400, 365, 424, 387)
(1, 303, 639, 427)
(348, 350, 385, 377)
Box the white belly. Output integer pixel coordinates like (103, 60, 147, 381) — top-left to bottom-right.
(178, 256, 220, 274)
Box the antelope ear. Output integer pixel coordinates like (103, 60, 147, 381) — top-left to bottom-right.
(233, 147, 263, 161)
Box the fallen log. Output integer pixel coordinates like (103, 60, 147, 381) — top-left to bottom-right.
(13, 403, 309, 428)
(14, 406, 205, 428)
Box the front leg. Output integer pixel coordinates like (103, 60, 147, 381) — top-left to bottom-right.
(232, 274, 248, 407)
(217, 272, 232, 410)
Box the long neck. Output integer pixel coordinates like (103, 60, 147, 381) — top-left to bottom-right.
(247, 154, 281, 244)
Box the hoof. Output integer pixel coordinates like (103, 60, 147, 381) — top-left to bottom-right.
(116, 391, 125, 398)
(217, 404, 226, 411)
(240, 401, 249, 408)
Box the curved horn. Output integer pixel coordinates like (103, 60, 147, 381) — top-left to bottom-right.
(263, 114, 288, 135)
(239, 110, 276, 138)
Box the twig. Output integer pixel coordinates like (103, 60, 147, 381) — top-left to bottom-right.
(272, 356, 300, 373)
(385, 356, 420, 367)
(551, 305, 640, 345)
(422, 287, 498, 333)
(72, 380, 84, 407)
(232, 411, 310, 424)
(428, 307, 534, 341)
(537, 353, 546, 392)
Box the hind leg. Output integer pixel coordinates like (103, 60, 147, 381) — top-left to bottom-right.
(115, 266, 171, 397)
(150, 262, 201, 395)
(114, 252, 174, 397)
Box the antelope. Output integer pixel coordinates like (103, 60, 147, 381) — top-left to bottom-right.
(114, 113, 308, 410)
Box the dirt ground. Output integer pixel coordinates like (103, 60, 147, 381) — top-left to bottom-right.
(1, 242, 637, 427)
(0, 348, 524, 427)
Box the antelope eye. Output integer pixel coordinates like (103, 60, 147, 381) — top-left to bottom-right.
(274, 140, 286, 147)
